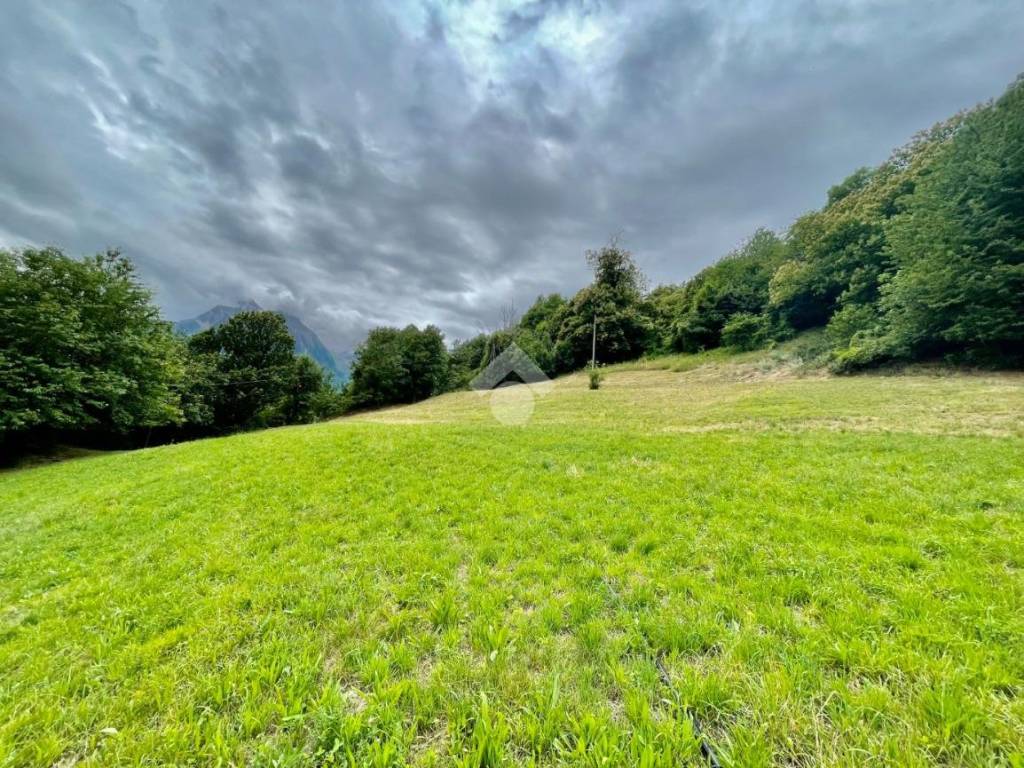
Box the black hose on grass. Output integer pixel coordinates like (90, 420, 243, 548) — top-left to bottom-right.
(655, 654, 723, 768)
(600, 578, 722, 767)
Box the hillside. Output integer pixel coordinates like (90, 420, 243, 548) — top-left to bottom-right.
(1, 350, 1022, 766)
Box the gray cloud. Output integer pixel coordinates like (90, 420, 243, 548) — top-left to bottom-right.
(1, 0, 1022, 355)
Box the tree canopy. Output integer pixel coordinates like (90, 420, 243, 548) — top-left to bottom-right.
(0, 248, 182, 439)
(347, 325, 449, 408)
(554, 241, 652, 369)
(1, 258, 343, 458)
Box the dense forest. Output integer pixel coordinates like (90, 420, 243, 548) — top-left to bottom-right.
(2, 75, 1021, 455)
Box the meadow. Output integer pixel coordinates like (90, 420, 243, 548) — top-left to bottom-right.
(2, 348, 1023, 766)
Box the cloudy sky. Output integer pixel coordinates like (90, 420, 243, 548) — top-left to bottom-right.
(2, 1, 1022, 355)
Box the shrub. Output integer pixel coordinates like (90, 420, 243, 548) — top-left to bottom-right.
(588, 367, 604, 390)
(828, 340, 887, 373)
(721, 312, 772, 351)
(825, 303, 882, 347)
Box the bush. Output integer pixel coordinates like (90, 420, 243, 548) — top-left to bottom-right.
(825, 303, 882, 347)
(588, 367, 604, 390)
(828, 340, 887, 373)
(721, 312, 773, 351)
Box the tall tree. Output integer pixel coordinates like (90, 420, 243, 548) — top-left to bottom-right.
(186, 310, 296, 429)
(670, 229, 788, 352)
(770, 116, 961, 341)
(280, 355, 337, 424)
(0, 248, 182, 442)
(554, 241, 652, 370)
(347, 325, 449, 407)
(877, 76, 1024, 363)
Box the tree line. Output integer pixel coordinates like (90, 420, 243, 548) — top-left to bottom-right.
(0, 247, 344, 459)
(2, 75, 1021, 455)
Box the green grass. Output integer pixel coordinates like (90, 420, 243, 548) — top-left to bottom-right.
(2, 350, 1023, 766)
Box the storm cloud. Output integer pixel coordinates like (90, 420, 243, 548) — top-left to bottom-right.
(2, 0, 1022, 356)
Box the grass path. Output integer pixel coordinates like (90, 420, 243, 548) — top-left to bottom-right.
(2, 357, 1023, 766)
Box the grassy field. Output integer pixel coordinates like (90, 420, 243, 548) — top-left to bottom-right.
(2, 348, 1023, 767)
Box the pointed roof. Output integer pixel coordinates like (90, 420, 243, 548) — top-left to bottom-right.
(470, 342, 553, 395)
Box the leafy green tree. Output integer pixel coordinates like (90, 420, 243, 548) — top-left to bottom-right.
(770, 119, 959, 336)
(645, 284, 688, 354)
(824, 303, 881, 350)
(554, 241, 652, 370)
(277, 355, 339, 424)
(554, 285, 652, 370)
(721, 312, 775, 351)
(305, 382, 349, 422)
(186, 310, 295, 429)
(587, 241, 646, 296)
(826, 167, 875, 208)
(875, 76, 1024, 364)
(670, 229, 788, 351)
(0, 247, 182, 442)
(448, 333, 490, 390)
(519, 294, 566, 340)
(207, 310, 296, 371)
(176, 347, 220, 430)
(401, 325, 450, 399)
(511, 327, 557, 376)
(348, 325, 449, 407)
(347, 327, 406, 406)
(512, 293, 566, 375)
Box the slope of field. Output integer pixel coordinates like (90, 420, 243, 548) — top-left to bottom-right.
(2, 351, 1023, 767)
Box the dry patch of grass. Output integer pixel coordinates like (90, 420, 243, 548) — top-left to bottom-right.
(352, 350, 1024, 438)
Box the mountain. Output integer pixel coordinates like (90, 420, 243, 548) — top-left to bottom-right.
(175, 300, 348, 384)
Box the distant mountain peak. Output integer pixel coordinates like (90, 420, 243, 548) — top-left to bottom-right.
(175, 301, 348, 385)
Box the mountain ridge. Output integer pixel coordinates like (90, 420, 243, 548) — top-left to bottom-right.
(175, 301, 348, 384)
